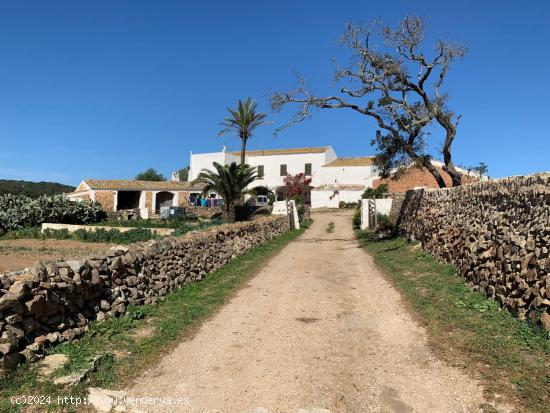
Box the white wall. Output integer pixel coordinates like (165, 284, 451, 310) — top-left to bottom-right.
(320, 165, 377, 186)
(188, 146, 383, 196)
(360, 198, 393, 229)
(189, 151, 239, 181)
(189, 147, 338, 190)
(311, 189, 363, 208)
(272, 200, 299, 229)
(247, 151, 335, 189)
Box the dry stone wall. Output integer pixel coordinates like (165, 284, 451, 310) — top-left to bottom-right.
(389, 173, 550, 331)
(0, 216, 289, 371)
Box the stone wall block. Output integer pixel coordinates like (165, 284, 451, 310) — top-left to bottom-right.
(389, 173, 550, 332)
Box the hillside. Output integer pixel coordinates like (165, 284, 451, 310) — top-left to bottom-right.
(0, 179, 75, 197)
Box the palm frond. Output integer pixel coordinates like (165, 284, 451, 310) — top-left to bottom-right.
(194, 162, 258, 206)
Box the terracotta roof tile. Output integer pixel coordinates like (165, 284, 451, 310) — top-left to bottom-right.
(313, 184, 366, 191)
(229, 146, 330, 156)
(322, 157, 374, 167)
(79, 179, 204, 191)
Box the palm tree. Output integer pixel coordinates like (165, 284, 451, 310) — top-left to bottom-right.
(194, 162, 258, 222)
(218, 98, 270, 165)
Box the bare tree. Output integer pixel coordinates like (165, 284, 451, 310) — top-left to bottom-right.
(270, 17, 467, 187)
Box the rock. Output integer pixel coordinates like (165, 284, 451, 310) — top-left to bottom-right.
(5, 325, 25, 340)
(62, 329, 77, 342)
(8, 281, 31, 299)
(0, 293, 20, 311)
(1, 352, 24, 370)
(34, 335, 48, 346)
(53, 371, 86, 386)
(91, 271, 102, 286)
(24, 295, 46, 315)
(109, 257, 124, 270)
(39, 353, 69, 376)
(5, 313, 22, 324)
(46, 332, 62, 344)
(26, 343, 41, 352)
(110, 245, 129, 253)
(100, 300, 111, 311)
(541, 311, 550, 333)
(19, 347, 41, 362)
(0, 341, 16, 355)
(0, 275, 12, 289)
(67, 260, 85, 273)
(88, 387, 127, 413)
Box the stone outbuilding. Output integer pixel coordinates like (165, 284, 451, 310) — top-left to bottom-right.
(366, 161, 480, 193)
(67, 179, 205, 214)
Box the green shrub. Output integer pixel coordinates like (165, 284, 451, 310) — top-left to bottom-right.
(0, 226, 43, 240)
(296, 204, 310, 223)
(94, 217, 197, 229)
(43, 228, 71, 240)
(70, 228, 159, 244)
(361, 184, 388, 199)
(352, 208, 361, 229)
(376, 213, 391, 226)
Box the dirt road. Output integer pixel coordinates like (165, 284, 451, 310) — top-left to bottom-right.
(126, 210, 505, 413)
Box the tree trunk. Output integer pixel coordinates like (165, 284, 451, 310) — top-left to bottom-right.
(436, 115, 462, 187)
(240, 138, 247, 166)
(423, 160, 448, 188)
(405, 146, 447, 188)
(224, 203, 236, 223)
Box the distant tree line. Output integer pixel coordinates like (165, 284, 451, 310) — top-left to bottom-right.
(0, 180, 75, 197)
(135, 167, 190, 182)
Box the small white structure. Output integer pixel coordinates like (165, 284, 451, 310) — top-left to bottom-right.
(360, 198, 393, 229)
(272, 200, 300, 229)
(311, 184, 365, 209)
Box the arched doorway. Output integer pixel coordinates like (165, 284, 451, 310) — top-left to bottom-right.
(275, 186, 288, 201)
(155, 191, 174, 212)
(303, 185, 314, 205)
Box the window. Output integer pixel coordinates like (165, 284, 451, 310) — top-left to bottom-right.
(305, 163, 312, 176)
(257, 165, 264, 178)
(280, 164, 287, 176)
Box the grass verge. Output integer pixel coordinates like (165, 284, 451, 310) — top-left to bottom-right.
(357, 232, 550, 413)
(0, 223, 309, 413)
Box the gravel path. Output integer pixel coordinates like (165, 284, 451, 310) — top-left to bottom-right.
(124, 210, 506, 413)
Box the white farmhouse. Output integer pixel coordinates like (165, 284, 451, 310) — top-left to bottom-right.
(188, 146, 378, 208)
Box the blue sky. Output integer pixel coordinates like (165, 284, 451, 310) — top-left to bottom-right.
(0, 1, 548, 186)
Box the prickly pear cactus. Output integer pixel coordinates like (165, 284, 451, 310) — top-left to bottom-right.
(0, 193, 106, 233)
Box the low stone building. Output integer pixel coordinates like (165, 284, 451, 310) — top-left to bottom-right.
(67, 179, 205, 214)
(367, 161, 479, 193)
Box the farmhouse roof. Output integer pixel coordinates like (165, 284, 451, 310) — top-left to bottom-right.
(229, 146, 331, 157)
(313, 184, 366, 191)
(79, 179, 204, 191)
(322, 157, 375, 167)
